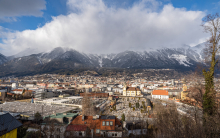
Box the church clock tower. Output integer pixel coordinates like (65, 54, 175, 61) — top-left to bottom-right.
(123, 83, 127, 96)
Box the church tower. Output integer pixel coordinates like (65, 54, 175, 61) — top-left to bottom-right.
(123, 82, 127, 96)
(181, 78, 188, 100)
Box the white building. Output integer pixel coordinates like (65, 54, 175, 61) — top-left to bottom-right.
(151, 90, 169, 99)
(11, 83, 18, 90)
(34, 89, 53, 99)
(107, 87, 112, 91)
(11, 89, 23, 94)
(26, 84, 35, 88)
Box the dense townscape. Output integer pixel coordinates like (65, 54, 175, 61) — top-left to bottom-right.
(1, 72, 218, 137)
(0, 0, 220, 137)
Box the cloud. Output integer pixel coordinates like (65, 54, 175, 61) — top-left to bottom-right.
(0, 0, 208, 56)
(0, 0, 46, 22)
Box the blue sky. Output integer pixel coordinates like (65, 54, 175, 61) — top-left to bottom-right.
(0, 0, 219, 55)
(1, 0, 219, 32)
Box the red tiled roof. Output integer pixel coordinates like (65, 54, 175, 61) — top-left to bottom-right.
(152, 90, 168, 95)
(12, 89, 22, 91)
(70, 115, 121, 131)
(66, 125, 88, 131)
(70, 116, 101, 130)
(25, 90, 33, 92)
(7, 93, 16, 95)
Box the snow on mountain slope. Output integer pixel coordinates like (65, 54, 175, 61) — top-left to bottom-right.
(1, 42, 207, 74)
(169, 54, 191, 67)
(190, 42, 206, 60)
(191, 42, 206, 54)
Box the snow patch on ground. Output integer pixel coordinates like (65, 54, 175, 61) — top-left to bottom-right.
(169, 54, 191, 67)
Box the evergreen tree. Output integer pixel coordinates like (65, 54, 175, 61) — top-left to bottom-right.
(136, 102, 139, 108)
(34, 112, 42, 122)
(17, 126, 28, 138)
(129, 102, 132, 108)
(121, 113, 125, 122)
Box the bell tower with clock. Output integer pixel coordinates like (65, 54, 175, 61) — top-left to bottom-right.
(123, 82, 127, 96)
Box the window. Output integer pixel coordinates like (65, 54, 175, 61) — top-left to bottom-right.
(112, 133, 114, 136)
(96, 129, 100, 134)
(115, 133, 117, 136)
(110, 121, 113, 126)
(79, 132, 82, 136)
(106, 121, 109, 126)
(102, 121, 105, 126)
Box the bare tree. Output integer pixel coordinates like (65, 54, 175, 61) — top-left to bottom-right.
(154, 103, 204, 138)
(184, 72, 205, 107)
(41, 118, 65, 138)
(202, 13, 220, 116)
(81, 92, 98, 116)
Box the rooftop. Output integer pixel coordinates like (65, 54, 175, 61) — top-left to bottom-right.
(44, 113, 78, 119)
(126, 87, 141, 91)
(100, 116, 115, 120)
(0, 113, 22, 136)
(0, 102, 76, 120)
(152, 90, 169, 95)
(66, 124, 88, 131)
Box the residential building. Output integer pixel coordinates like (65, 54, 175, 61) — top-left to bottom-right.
(123, 84, 141, 97)
(68, 115, 123, 137)
(34, 89, 53, 99)
(0, 113, 22, 138)
(10, 89, 23, 94)
(151, 90, 169, 99)
(11, 82, 18, 89)
(65, 125, 89, 137)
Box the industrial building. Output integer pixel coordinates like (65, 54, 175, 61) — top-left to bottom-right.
(0, 102, 76, 120)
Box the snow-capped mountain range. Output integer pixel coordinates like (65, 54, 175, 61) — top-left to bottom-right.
(0, 43, 206, 76)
